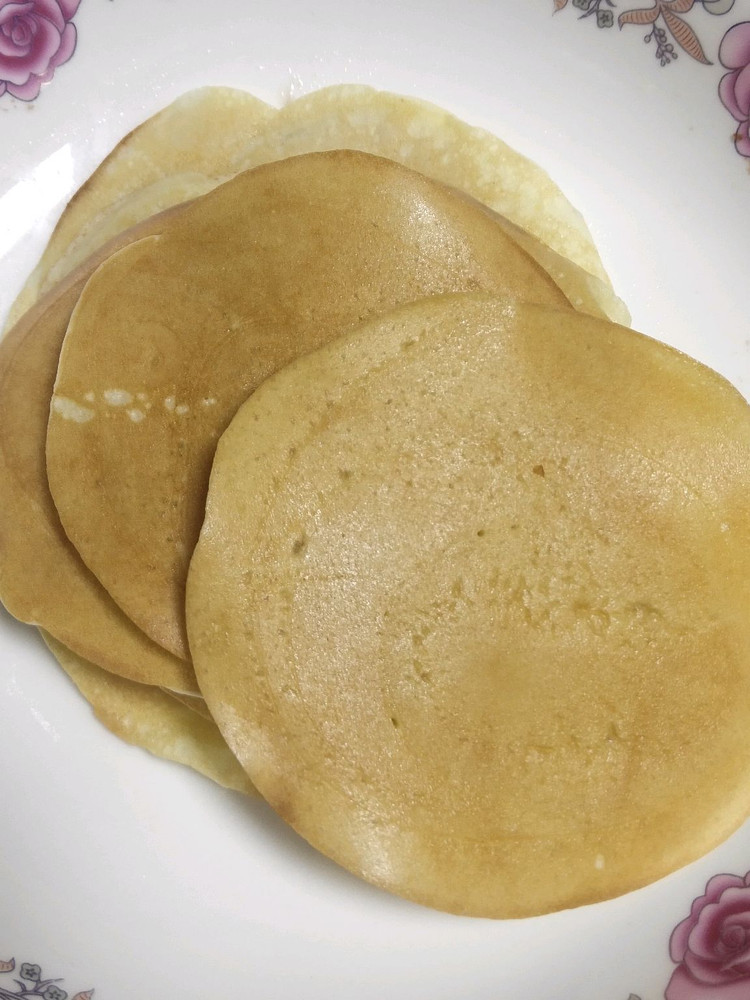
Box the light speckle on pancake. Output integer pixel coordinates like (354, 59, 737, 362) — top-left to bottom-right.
(51, 395, 95, 423)
(103, 388, 133, 406)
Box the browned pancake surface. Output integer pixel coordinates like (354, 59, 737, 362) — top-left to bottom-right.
(0, 215, 197, 691)
(47, 150, 570, 659)
(187, 294, 750, 917)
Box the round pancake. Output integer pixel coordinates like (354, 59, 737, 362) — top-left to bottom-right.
(4, 86, 277, 331)
(4, 85, 626, 333)
(41, 631, 255, 795)
(46, 150, 571, 660)
(0, 211, 198, 692)
(236, 86, 618, 293)
(186, 294, 750, 918)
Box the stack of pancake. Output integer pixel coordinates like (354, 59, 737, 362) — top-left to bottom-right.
(2, 85, 749, 919)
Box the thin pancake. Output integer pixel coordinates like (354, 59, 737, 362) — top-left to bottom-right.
(187, 293, 750, 918)
(167, 689, 214, 721)
(236, 86, 619, 295)
(0, 210, 198, 691)
(5, 85, 626, 331)
(41, 631, 255, 796)
(46, 150, 571, 660)
(4, 86, 276, 330)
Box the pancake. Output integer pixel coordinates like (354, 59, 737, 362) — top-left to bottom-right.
(167, 689, 214, 721)
(186, 293, 750, 918)
(0, 210, 198, 692)
(46, 150, 571, 660)
(38, 173, 218, 299)
(41, 631, 255, 796)
(235, 85, 627, 321)
(481, 211, 626, 324)
(3, 85, 626, 332)
(4, 86, 277, 331)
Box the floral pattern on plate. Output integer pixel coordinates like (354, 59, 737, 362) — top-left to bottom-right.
(0, 958, 92, 1000)
(627, 868, 750, 1000)
(554, 2, 750, 157)
(718, 20, 750, 155)
(665, 870, 750, 1000)
(10, 869, 750, 1000)
(0, 0, 80, 102)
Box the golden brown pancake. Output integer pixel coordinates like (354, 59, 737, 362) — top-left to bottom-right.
(3, 130, 596, 688)
(46, 150, 571, 660)
(0, 212, 198, 692)
(236, 86, 619, 294)
(41, 631, 255, 795)
(4, 87, 277, 331)
(4, 85, 626, 332)
(187, 293, 750, 918)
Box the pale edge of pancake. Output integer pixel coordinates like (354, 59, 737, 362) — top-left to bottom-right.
(236, 85, 615, 288)
(2, 86, 277, 332)
(40, 629, 257, 797)
(2, 84, 628, 335)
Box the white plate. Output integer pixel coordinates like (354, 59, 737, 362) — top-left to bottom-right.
(2, 2, 750, 998)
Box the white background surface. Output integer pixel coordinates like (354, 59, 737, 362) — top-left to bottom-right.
(1, 2, 749, 997)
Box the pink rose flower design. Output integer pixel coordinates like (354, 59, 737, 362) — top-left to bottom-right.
(0, 0, 80, 102)
(666, 871, 750, 1000)
(719, 21, 750, 157)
